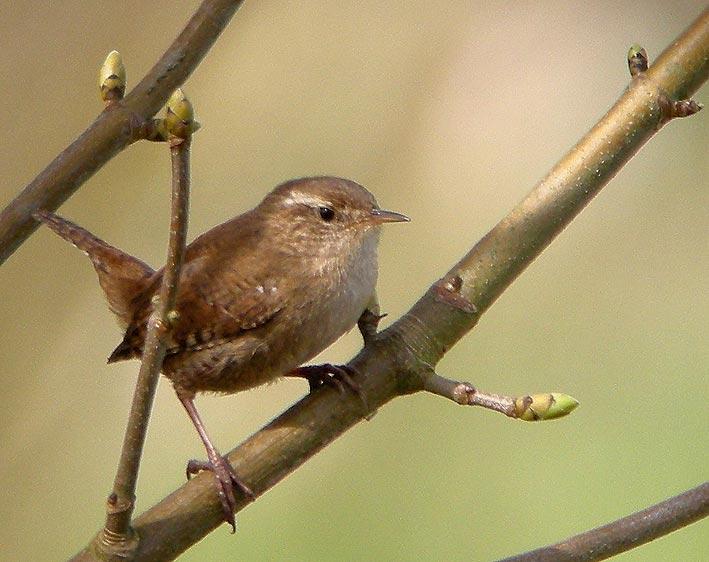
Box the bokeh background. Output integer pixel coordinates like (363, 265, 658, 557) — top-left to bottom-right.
(1, 2, 707, 561)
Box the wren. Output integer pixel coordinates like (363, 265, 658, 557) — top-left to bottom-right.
(34, 176, 409, 530)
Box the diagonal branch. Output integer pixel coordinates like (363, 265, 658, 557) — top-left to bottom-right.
(396, 9, 708, 372)
(0, 0, 244, 266)
(67, 7, 709, 562)
(495, 481, 709, 562)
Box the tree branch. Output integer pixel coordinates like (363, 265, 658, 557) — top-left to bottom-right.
(495, 481, 709, 562)
(99, 92, 195, 560)
(400, 10, 707, 370)
(0, 0, 244, 266)
(66, 7, 709, 562)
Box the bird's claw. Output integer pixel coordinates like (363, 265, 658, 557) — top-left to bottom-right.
(357, 309, 387, 343)
(288, 363, 368, 411)
(186, 454, 254, 532)
(289, 363, 358, 393)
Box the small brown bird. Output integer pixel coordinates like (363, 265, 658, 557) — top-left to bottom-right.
(35, 176, 408, 529)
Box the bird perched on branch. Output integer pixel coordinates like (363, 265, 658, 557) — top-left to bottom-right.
(35, 176, 409, 530)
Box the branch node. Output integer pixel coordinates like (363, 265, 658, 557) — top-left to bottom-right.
(451, 381, 476, 405)
(97, 525, 140, 562)
(423, 372, 477, 405)
(432, 275, 477, 314)
(137, 119, 170, 142)
(626, 44, 703, 124)
(130, 90, 202, 144)
(657, 92, 703, 124)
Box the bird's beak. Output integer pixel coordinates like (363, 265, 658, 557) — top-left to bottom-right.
(370, 208, 410, 224)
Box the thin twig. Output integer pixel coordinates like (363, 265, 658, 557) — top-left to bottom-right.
(495, 482, 709, 562)
(98, 132, 192, 558)
(0, 0, 243, 266)
(422, 373, 578, 421)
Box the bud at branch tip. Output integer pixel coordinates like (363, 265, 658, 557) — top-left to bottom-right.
(99, 50, 126, 103)
(165, 88, 199, 138)
(515, 393, 579, 421)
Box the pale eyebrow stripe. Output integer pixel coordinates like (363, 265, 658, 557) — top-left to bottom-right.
(281, 190, 331, 208)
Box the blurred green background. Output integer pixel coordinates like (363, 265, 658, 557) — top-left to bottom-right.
(1, 2, 707, 561)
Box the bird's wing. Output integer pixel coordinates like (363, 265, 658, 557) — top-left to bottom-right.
(171, 264, 287, 352)
(108, 257, 287, 362)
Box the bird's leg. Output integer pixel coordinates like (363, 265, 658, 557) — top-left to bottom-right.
(357, 294, 387, 345)
(287, 300, 387, 408)
(176, 388, 254, 532)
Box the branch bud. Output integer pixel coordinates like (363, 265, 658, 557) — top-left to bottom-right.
(99, 50, 126, 103)
(165, 88, 199, 139)
(627, 44, 648, 76)
(515, 393, 579, 421)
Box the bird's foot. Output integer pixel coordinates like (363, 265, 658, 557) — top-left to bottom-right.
(357, 308, 387, 344)
(186, 454, 254, 532)
(288, 363, 368, 410)
(288, 363, 359, 394)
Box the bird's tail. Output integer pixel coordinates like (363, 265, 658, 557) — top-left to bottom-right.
(35, 209, 121, 258)
(34, 209, 156, 327)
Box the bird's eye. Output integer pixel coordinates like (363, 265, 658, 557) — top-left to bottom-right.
(318, 206, 335, 222)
